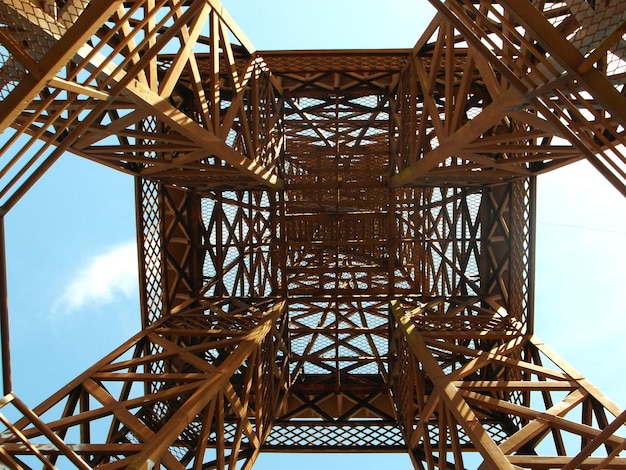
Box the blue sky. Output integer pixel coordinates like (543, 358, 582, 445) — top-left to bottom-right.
(3, 1, 626, 468)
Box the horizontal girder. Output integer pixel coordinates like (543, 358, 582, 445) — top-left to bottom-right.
(0, 0, 625, 469)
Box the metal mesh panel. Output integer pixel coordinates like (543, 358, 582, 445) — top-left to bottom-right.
(264, 422, 406, 450)
(508, 178, 534, 326)
(138, 178, 164, 326)
(0, 43, 23, 99)
(567, 0, 626, 56)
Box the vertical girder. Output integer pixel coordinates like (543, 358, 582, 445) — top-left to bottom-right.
(0, 0, 283, 212)
(391, 301, 626, 469)
(0, 300, 289, 469)
(0, 1, 625, 469)
(424, 0, 626, 195)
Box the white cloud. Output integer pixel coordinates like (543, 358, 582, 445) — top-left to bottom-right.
(56, 242, 139, 312)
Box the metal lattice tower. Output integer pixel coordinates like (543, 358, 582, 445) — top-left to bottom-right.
(0, 1, 625, 468)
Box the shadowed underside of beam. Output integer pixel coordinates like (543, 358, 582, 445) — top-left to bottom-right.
(0, 0, 625, 468)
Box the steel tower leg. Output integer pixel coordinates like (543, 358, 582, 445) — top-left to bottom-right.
(0, 300, 288, 469)
(391, 300, 626, 469)
(0, 0, 626, 467)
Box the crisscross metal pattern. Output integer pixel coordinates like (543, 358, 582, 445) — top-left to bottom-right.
(0, 0, 625, 468)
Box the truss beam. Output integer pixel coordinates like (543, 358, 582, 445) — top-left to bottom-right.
(0, 0, 283, 211)
(391, 301, 626, 469)
(0, 300, 288, 469)
(0, 1, 624, 468)
(424, 0, 626, 195)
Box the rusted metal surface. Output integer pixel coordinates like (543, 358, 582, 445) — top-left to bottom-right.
(0, 0, 625, 468)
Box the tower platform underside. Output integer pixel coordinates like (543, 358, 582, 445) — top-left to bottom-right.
(0, 0, 625, 468)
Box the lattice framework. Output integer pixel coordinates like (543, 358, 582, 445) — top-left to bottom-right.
(0, 0, 625, 468)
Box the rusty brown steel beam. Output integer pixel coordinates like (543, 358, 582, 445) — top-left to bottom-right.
(0, 1, 624, 468)
(0, 217, 10, 395)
